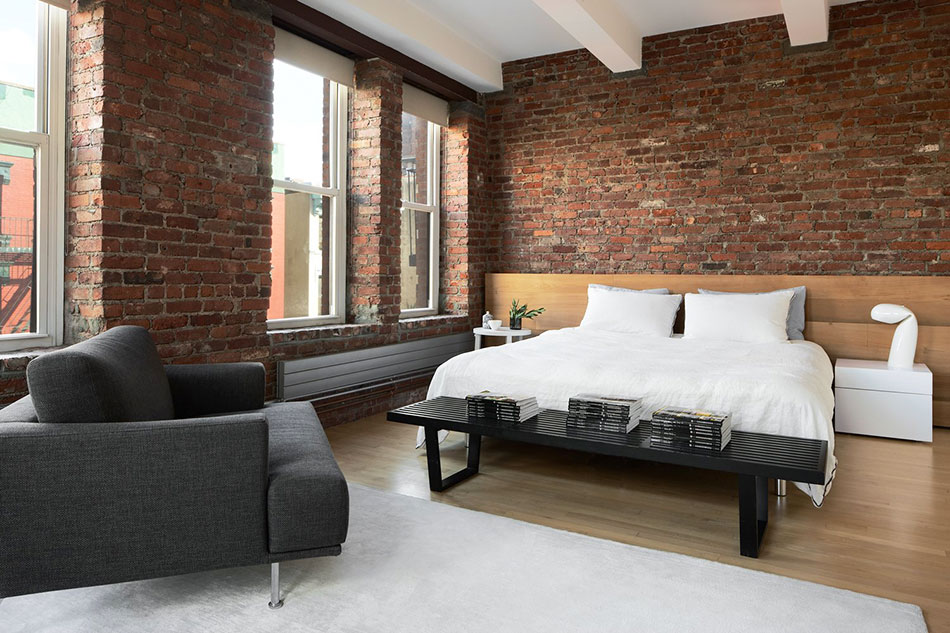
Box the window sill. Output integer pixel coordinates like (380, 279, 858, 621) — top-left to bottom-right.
(398, 314, 470, 329)
(267, 321, 383, 344)
(0, 346, 58, 374)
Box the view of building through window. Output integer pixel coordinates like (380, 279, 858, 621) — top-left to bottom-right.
(268, 59, 335, 322)
(0, 0, 41, 336)
(400, 111, 437, 313)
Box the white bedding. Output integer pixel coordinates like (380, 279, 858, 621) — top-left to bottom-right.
(425, 328, 836, 505)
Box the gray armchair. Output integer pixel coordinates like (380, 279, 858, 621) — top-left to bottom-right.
(0, 326, 348, 608)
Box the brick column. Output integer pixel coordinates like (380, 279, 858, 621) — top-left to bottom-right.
(348, 59, 403, 327)
(441, 101, 489, 323)
(66, 0, 275, 362)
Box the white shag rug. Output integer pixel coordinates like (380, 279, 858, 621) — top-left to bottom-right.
(0, 484, 927, 633)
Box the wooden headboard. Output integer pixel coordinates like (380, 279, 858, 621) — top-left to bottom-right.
(486, 273, 950, 428)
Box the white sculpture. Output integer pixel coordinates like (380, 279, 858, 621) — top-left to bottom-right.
(870, 304, 918, 370)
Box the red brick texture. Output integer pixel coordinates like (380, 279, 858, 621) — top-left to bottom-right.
(348, 59, 404, 327)
(442, 101, 491, 319)
(485, 0, 950, 275)
(66, 0, 275, 358)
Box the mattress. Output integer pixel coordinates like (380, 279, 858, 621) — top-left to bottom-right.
(426, 328, 836, 505)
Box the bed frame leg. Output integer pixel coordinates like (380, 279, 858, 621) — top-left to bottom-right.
(775, 479, 787, 497)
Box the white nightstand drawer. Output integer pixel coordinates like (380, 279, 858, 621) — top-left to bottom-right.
(835, 387, 932, 442)
(834, 359, 932, 395)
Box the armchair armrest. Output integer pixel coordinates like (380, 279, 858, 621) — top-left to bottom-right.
(0, 412, 268, 598)
(165, 362, 265, 417)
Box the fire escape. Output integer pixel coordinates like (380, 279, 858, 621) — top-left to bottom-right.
(0, 162, 34, 334)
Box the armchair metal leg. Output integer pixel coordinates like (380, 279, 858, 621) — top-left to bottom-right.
(776, 479, 787, 497)
(268, 562, 283, 609)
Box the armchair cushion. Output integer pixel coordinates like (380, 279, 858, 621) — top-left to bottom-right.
(26, 325, 175, 424)
(165, 362, 265, 418)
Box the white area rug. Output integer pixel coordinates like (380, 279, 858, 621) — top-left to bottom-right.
(0, 484, 927, 633)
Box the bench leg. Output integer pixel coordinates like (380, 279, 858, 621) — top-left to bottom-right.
(424, 426, 481, 492)
(738, 474, 769, 558)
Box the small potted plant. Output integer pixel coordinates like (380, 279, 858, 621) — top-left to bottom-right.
(509, 299, 545, 330)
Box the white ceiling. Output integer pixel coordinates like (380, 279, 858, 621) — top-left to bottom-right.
(298, 0, 866, 92)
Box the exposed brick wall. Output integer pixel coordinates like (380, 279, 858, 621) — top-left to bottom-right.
(485, 0, 950, 275)
(348, 59, 403, 328)
(67, 0, 275, 358)
(442, 101, 490, 318)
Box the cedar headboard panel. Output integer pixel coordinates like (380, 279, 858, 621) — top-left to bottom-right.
(485, 273, 950, 428)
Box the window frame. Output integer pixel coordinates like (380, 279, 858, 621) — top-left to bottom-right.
(399, 119, 441, 319)
(266, 76, 348, 331)
(0, 2, 66, 352)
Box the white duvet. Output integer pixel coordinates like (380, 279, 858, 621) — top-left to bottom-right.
(425, 328, 836, 505)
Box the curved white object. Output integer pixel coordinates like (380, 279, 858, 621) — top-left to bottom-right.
(870, 304, 918, 370)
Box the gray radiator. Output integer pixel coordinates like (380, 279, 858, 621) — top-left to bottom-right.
(277, 332, 474, 402)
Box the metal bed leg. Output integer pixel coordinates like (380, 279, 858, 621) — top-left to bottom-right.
(268, 562, 283, 609)
(776, 479, 787, 497)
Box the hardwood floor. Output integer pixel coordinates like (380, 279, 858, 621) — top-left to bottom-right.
(327, 415, 950, 631)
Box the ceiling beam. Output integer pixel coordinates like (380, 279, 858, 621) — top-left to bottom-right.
(269, 0, 479, 102)
(532, 0, 641, 73)
(780, 0, 830, 46)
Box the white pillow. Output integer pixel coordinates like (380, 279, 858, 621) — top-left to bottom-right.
(683, 291, 793, 343)
(580, 286, 682, 337)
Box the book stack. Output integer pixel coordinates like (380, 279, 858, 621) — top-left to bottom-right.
(566, 394, 643, 434)
(466, 392, 539, 423)
(650, 406, 732, 453)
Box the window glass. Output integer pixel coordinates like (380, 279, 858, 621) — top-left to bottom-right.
(268, 188, 332, 320)
(401, 111, 429, 205)
(400, 208, 431, 311)
(272, 60, 329, 189)
(0, 0, 40, 133)
(0, 142, 35, 334)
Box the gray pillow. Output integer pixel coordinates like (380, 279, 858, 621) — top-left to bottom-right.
(697, 286, 806, 340)
(26, 325, 175, 423)
(589, 284, 670, 294)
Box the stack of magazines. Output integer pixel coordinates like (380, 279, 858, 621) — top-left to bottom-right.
(566, 394, 642, 434)
(466, 392, 539, 423)
(650, 406, 732, 453)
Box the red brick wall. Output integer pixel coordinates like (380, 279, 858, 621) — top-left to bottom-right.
(442, 101, 490, 317)
(67, 0, 275, 356)
(485, 0, 950, 275)
(349, 59, 403, 327)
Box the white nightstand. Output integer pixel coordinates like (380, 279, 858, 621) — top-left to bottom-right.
(473, 327, 531, 349)
(834, 359, 933, 442)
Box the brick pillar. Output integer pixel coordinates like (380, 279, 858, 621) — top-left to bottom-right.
(348, 59, 403, 327)
(66, 0, 275, 362)
(441, 101, 488, 323)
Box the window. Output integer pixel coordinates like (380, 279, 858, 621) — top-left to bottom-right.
(400, 112, 440, 317)
(268, 57, 347, 328)
(0, 0, 66, 351)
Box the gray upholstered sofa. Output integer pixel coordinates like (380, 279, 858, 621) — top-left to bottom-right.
(0, 326, 348, 608)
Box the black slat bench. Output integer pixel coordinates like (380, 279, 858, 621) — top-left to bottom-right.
(388, 397, 828, 558)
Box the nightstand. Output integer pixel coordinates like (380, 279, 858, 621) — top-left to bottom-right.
(473, 327, 531, 349)
(834, 359, 933, 442)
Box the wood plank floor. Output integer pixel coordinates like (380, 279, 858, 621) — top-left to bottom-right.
(327, 415, 950, 631)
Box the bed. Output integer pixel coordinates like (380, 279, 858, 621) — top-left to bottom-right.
(425, 327, 836, 505)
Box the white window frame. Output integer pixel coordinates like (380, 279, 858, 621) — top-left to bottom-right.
(400, 120, 441, 319)
(267, 79, 348, 330)
(0, 2, 66, 352)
